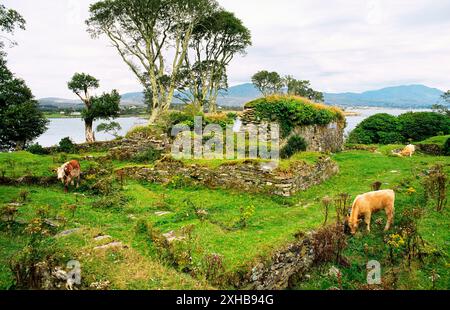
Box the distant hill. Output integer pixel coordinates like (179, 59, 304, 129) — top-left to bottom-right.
(38, 97, 84, 110)
(323, 85, 444, 108)
(118, 83, 261, 107)
(39, 84, 446, 110)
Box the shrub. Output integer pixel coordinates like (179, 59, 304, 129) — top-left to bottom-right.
(168, 175, 194, 189)
(322, 196, 332, 226)
(334, 193, 351, 225)
(311, 224, 347, 265)
(131, 146, 162, 163)
(235, 205, 256, 229)
(280, 135, 307, 159)
(27, 143, 49, 155)
(443, 137, 450, 156)
(226, 112, 238, 120)
(57, 137, 76, 154)
(348, 113, 401, 144)
(422, 164, 448, 212)
(9, 209, 63, 289)
(156, 111, 196, 134)
(398, 112, 450, 142)
(125, 125, 161, 139)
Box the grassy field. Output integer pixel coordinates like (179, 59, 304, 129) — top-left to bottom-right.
(0, 147, 448, 290)
(417, 135, 449, 146)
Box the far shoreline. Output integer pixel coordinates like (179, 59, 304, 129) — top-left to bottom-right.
(43, 106, 435, 119)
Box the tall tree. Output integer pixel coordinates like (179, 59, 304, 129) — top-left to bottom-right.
(285, 76, 324, 102)
(86, 0, 218, 124)
(251, 70, 283, 96)
(442, 90, 450, 104)
(0, 4, 47, 151)
(178, 10, 251, 112)
(67, 73, 120, 143)
(0, 4, 25, 51)
(0, 57, 48, 150)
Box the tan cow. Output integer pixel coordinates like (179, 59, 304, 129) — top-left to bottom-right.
(57, 160, 81, 192)
(393, 144, 416, 157)
(347, 189, 395, 235)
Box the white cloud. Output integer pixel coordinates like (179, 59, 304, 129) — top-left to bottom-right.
(2, 0, 449, 98)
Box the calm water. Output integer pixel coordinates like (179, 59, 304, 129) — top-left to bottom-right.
(35, 117, 148, 147)
(35, 108, 430, 147)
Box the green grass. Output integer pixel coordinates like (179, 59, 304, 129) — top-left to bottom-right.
(0, 185, 210, 290)
(417, 135, 450, 146)
(0, 147, 449, 290)
(0, 151, 110, 178)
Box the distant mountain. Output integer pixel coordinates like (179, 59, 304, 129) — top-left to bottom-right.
(38, 97, 84, 110)
(323, 85, 444, 108)
(121, 92, 145, 105)
(39, 84, 446, 110)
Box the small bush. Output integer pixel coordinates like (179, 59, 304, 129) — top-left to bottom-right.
(125, 125, 162, 139)
(334, 193, 351, 225)
(311, 224, 348, 265)
(280, 135, 307, 159)
(444, 138, 450, 156)
(235, 205, 256, 229)
(422, 164, 448, 212)
(57, 137, 76, 154)
(226, 112, 238, 120)
(27, 143, 49, 155)
(131, 146, 162, 163)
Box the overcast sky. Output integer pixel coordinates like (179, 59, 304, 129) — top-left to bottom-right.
(2, 0, 450, 99)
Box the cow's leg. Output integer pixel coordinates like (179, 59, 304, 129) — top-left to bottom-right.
(384, 208, 393, 231)
(76, 175, 80, 188)
(364, 213, 372, 233)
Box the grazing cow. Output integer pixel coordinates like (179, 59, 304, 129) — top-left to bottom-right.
(371, 181, 382, 191)
(57, 160, 81, 192)
(346, 189, 395, 235)
(393, 144, 416, 157)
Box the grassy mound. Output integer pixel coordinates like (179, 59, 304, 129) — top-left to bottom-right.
(244, 95, 344, 137)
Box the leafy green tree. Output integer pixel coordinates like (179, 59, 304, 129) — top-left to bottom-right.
(348, 113, 402, 144)
(442, 90, 450, 104)
(285, 76, 323, 102)
(67, 73, 120, 143)
(97, 121, 122, 138)
(0, 57, 48, 150)
(398, 112, 450, 142)
(251, 71, 283, 96)
(0, 4, 25, 51)
(179, 9, 251, 112)
(86, 0, 218, 124)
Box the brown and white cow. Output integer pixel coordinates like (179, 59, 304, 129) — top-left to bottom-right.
(56, 160, 81, 192)
(347, 189, 395, 235)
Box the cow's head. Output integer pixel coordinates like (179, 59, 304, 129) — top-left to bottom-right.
(56, 166, 66, 183)
(346, 216, 358, 235)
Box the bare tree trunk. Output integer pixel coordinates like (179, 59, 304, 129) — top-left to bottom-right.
(85, 119, 95, 143)
(149, 107, 161, 124)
